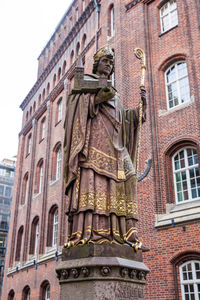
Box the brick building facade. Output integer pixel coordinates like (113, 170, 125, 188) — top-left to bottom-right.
(2, 0, 200, 299)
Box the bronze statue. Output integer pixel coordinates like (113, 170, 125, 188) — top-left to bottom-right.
(64, 46, 147, 250)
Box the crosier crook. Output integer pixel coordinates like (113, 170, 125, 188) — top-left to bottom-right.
(134, 48, 146, 175)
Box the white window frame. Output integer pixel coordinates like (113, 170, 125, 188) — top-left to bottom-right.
(57, 100, 62, 122)
(160, 0, 178, 33)
(110, 6, 114, 37)
(34, 222, 39, 256)
(41, 118, 46, 140)
(180, 260, 200, 300)
(52, 209, 58, 247)
(56, 148, 62, 180)
(27, 134, 32, 155)
(172, 147, 200, 204)
(39, 164, 43, 194)
(82, 0, 85, 11)
(165, 61, 190, 110)
(45, 285, 50, 300)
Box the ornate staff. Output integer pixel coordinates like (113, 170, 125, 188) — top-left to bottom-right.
(134, 48, 146, 175)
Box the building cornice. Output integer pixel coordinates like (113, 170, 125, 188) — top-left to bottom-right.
(20, 0, 96, 111)
(19, 32, 99, 137)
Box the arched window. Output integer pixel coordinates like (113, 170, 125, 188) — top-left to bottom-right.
(21, 172, 28, 205)
(76, 42, 80, 57)
(82, 0, 85, 12)
(165, 61, 190, 109)
(33, 101, 36, 112)
(15, 225, 24, 261)
(57, 67, 61, 82)
(47, 206, 58, 247)
(30, 106, 32, 116)
(51, 144, 62, 181)
(29, 217, 39, 256)
(40, 117, 46, 141)
(42, 88, 45, 101)
(56, 98, 62, 123)
(40, 281, 50, 300)
(26, 111, 29, 122)
(160, 0, 178, 33)
(173, 147, 200, 203)
(53, 74, 56, 88)
(22, 285, 30, 300)
(47, 82, 50, 96)
(108, 4, 114, 37)
(26, 133, 32, 156)
(34, 159, 44, 194)
(81, 34, 87, 51)
(38, 94, 42, 107)
(180, 261, 200, 299)
(8, 289, 15, 300)
(62, 60, 66, 76)
(70, 50, 74, 65)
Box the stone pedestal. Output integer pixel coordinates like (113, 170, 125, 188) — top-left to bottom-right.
(56, 244, 149, 300)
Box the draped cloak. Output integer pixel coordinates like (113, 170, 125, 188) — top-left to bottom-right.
(64, 74, 145, 246)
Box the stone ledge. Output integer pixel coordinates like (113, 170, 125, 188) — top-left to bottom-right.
(155, 201, 200, 228)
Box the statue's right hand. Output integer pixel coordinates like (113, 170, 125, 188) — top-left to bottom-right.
(95, 87, 116, 104)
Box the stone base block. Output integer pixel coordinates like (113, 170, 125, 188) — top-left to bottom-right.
(56, 244, 149, 300)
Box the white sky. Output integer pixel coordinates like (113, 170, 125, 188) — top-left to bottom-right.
(0, 0, 72, 161)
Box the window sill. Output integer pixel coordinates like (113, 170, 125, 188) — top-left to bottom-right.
(39, 138, 44, 144)
(158, 96, 194, 117)
(49, 178, 60, 186)
(159, 24, 178, 37)
(155, 200, 200, 229)
(55, 120, 62, 127)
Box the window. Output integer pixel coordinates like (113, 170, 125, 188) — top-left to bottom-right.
(22, 286, 30, 300)
(57, 67, 61, 82)
(52, 209, 58, 247)
(56, 147, 62, 180)
(108, 4, 114, 37)
(5, 186, 12, 198)
(62, 60, 66, 75)
(76, 42, 80, 57)
(160, 0, 178, 33)
(42, 88, 46, 101)
(21, 173, 28, 204)
(53, 74, 56, 88)
(40, 281, 50, 300)
(0, 185, 3, 196)
(165, 62, 190, 109)
(47, 83, 50, 96)
(27, 133, 32, 156)
(30, 217, 39, 256)
(8, 290, 15, 300)
(40, 117, 46, 141)
(81, 34, 87, 50)
(56, 99, 62, 123)
(173, 148, 200, 203)
(15, 226, 23, 261)
(82, 0, 85, 11)
(180, 261, 200, 300)
(34, 159, 44, 194)
(47, 206, 58, 247)
(51, 144, 62, 181)
(39, 164, 43, 194)
(76, 7, 79, 21)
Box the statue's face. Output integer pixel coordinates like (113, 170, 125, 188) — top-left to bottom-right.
(96, 55, 113, 78)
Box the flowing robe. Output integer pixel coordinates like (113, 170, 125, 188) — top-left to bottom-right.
(64, 75, 144, 247)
